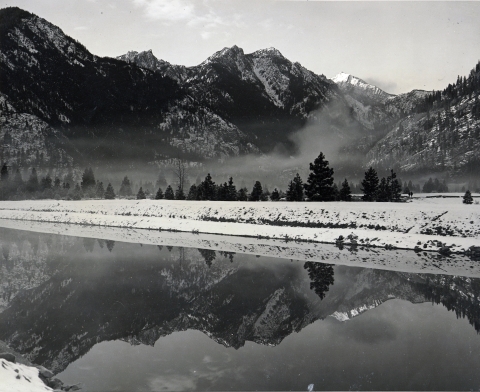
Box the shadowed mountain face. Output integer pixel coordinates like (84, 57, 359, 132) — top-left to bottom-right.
(0, 6, 367, 169)
(0, 7, 181, 166)
(1, 228, 480, 375)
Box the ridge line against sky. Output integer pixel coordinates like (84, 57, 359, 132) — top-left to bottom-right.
(3, 0, 480, 94)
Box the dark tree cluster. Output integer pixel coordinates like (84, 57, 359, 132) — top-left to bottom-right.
(0, 165, 113, 201)
(304, 262, 335, 300)
(361, 167, 402, 202)
(422, 177, 449, 193)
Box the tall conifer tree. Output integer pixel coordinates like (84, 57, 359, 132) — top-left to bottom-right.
(361, 167, 379, 201)
(304, 153, 335, 201)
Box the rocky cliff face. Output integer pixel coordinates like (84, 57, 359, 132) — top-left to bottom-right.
(0, 7, 180, 166)
(118, 45, 349, 155)
(1, 7, 355, 167)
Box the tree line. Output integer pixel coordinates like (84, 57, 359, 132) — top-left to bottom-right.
(0, 152, 469, 202)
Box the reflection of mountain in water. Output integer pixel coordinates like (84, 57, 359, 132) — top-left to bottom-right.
(0, 229, 479, 375)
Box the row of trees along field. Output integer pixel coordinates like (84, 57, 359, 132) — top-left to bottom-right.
(0, 153, 474, 202)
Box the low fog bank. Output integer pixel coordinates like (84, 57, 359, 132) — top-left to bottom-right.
(18, 100, 479, 195)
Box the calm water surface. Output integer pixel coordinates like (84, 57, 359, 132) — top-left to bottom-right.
(0, 227, 480, 391)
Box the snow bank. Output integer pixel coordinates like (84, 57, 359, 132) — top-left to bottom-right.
(0, 359, 52, 392)
(0, 198, 478, 256)
(0, 218, 479, 277)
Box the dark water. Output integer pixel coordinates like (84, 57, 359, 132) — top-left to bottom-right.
(1, 227, 480, 391)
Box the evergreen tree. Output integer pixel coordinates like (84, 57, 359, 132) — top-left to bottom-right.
(155, 187, 164, 200)
(339, 178, 352, 201)
(361, 167, 379, 201)
(95, 181, 105, 198)
(81, 167, 96, 191)
(165, 185, 175, 200)
(40, 175, 53, 191)
(137, 187, 146, 199)
(200, 173, 216, 200)
(271, 188, 280, 201)
(376, 178, 389, 202)
(187, 185, 197, 200)
(286, 173, 304, 201)
(237, 187, 248, 201)
(54, 177, 61, 188)
(13, 169, 23, 191)
(119, 176, 132, 197)
(226, 177, 237, 201)
(72, 183, 82, 200)
(423, 178, 434, 193)
(175, 185, 186, 200)
(217, 182, 228, 201)
(388, 169, 402, 201)
(104, 183, 115, 199)
(332, 183, 340, 201)
(463, 190, 473, 204)
(304, 152, 335, 201)
(0, 163, 8, 182)
(249, 181, 263, 201)
(26, 167, 39, 193)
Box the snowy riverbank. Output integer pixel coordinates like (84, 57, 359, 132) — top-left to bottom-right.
(0, 198, 478, 255)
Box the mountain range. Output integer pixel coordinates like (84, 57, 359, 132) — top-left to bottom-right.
(1, 6, 479, 179)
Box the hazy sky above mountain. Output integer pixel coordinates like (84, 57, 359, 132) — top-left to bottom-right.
(4, 0, 480, 94)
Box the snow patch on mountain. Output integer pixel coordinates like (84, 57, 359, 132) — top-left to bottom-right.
(332, 72, 394, 103)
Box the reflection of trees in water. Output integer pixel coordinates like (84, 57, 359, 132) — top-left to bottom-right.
(412, 276, 480, 333)
(106, 240, 115, 252)
(1, 244, 13, 271)
(83, 238, 95, 252)
(198, 248, 216, 267)
(219, 251, 235, 263)
(304, 262, 335, 300)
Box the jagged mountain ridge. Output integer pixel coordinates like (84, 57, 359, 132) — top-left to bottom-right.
(333, 71, 430, 131)
(1, 7, 362, 167)
(117, 45, 357, 155)
(1, 6, 479, 175)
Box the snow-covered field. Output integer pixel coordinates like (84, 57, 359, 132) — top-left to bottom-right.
(0, 197, 478, 255)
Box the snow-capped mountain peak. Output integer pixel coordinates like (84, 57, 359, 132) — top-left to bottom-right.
(204, 45, 245, 64)
(252, 47, 284, 58)
(332, 72, 395, 101)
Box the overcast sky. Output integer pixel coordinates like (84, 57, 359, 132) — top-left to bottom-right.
(4, 0, 480, 94)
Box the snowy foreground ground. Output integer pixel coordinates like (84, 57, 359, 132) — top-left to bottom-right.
(0, 359, 52, 392)
(0, 197, 478, 392)
(0, 197, 478, 255)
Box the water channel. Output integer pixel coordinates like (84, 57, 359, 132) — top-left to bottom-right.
(1, 225, 479, 391)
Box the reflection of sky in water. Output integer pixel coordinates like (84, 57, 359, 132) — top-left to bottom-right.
(1, 227, 480, 391)
(59, 300, 480, 391)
